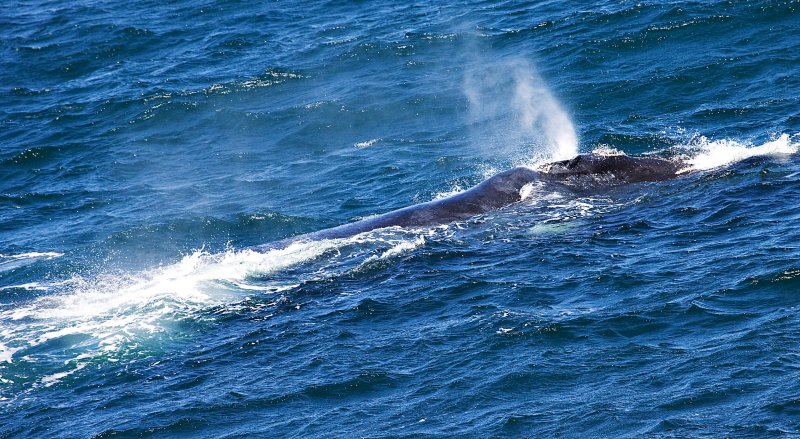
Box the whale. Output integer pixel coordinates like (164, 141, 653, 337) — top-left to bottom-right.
(251, 153, 684, 251)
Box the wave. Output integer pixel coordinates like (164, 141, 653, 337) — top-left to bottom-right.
(679, 133, 798, 172)
(0, 252, 64, 274)
(0, 252, 64, 260)
(0, 232, 431, 387)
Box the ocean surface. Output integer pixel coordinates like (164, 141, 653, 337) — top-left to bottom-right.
(2, 0, 800, 437)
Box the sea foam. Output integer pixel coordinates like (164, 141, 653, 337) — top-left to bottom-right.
(0, 232, 429, 385)
(682, 133, 798, 171)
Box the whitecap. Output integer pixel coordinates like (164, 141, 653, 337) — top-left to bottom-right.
(355, 138, 381, 149)
(362, 235, 426, 265)
(680, 133, 798, 172)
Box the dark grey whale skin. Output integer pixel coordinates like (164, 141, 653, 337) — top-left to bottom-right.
(250, 154, 683, 251)
(538, 154, 684, 184)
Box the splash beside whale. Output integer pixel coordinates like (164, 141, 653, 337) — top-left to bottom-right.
(251, 154, 684, 252)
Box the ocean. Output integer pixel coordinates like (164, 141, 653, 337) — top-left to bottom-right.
(2, 0, 800, 437)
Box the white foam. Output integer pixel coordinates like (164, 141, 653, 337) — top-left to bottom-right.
(591, 145, 625, 156)
(0, 239, 356, 377)
(0, 342, 19, 363)
(355, 138, 380, 149)
(527, 222, 576, 236)
(433, 184, 466, 200)
(0, 252, 64, 275)
(0, 282, 52, 292)
(40, 363, 86, 387)
(681, 134, 798, 172)
(519, 180, 549, 202)
(7, 242, 343, 324)
(363, 236, 426, 265)
(0, 228, 446, 384)
(519, 183, 536, 201)
(0, 252, 63, 260)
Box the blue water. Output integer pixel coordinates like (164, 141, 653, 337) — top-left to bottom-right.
(2, 0, 800, 436)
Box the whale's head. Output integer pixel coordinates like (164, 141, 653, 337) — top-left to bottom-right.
(540, 154, 682, 184)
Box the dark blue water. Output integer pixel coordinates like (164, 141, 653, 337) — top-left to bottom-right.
(2, 0, 800, 436)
